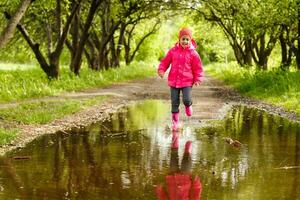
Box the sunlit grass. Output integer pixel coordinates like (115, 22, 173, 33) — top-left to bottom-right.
(0, 62, 36, 70)
(0, 128, 18, 146)
(206, 62, 300, 116)
(0, 61, 156, 102)
(0, 96, 106, 125)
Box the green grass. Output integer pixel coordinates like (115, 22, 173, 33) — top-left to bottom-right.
(0, 60, 156, 147)
(0, 128, 18, 146)
(0, 96, 106, 145)
(0, 62, 37, 70)
(0, 61, 156, 102)
(0, 96, 106, 125)
(206, 62, 300, 116)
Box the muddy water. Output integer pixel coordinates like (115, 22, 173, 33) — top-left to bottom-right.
(0, 100, 299, 200)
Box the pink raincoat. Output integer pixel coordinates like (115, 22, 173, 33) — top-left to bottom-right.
(158, 41, 203, 88)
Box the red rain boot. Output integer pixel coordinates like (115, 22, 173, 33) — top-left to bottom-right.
(171, 112, 179, 131)
(185, 106, 193, 117)
(184, 141, 192, 154)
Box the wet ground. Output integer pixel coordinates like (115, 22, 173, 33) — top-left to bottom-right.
(0, 100, 299, 199)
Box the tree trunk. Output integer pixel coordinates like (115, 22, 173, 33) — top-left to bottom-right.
(114, 22, 126, 67)
(98, 46, 107, 70)
(104, 48, 110, 69)
(5, 1, 81, 79)
(123, 24, 135, 65)
(110, 34, 118, 67)
(127, 22, 160, 64)
(84, 37, 99, 69)
(258, 54, 268, 70)
(96, 26, 120, 69)
(70, 1, 80, 72)
(123, 38, 130, 65)
(0, 0, 33, 48)
(250, 32, 278, 70)
(296, 6, 300, 70)
(124, 45, 130, 65)
(48, 0, 81, 78)
(5, 13, 50, 76)
(45, 22, 53, 58)
(49, 52, 60, 78)
(72, 0, 101, 75)
(279, 31, 292, 70)
(110, 28, 120, 67)
(280, 32, 288, 66)
(244, 39, 252, 66)
(231, 42, 244, 66)
(56, 0, 62, 39)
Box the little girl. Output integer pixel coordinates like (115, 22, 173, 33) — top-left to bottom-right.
(158, 28, 203, 130)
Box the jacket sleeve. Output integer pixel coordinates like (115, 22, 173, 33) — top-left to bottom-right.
(158, 48, 173, 74)
(191, 52, 203, 83)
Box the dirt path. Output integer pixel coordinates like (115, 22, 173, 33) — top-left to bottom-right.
(0, 75, 299, 155)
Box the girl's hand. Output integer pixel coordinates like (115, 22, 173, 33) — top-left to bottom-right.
(158, 71, 164, 78)
(194, 81, 201, 86)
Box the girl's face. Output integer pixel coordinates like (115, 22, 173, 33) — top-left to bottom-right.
(179, 35, 191, 48)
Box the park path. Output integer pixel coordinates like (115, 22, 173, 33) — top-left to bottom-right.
(1, 75, 298, 154)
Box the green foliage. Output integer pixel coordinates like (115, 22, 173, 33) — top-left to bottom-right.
(193, 21, 234, 64)
(134, 20, 161, 62)
(158, 15, 234, 64)
(191, 0, 299, 69)
(0, 128, 18, 145)
(0, 61, 156, 102)
(137, 18, 184, 62)
(206, 62, 300, 115)
(0, 97, 105, 124)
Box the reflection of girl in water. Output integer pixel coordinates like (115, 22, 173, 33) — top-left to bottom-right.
(156, 131, 202, 200)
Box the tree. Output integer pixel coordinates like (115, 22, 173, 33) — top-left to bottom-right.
(81, 0, 163, 71)
(123, 20, 160, 65)
(277, 0, 298, 69)
(244, 0, 282, 70)
(0, 0, 33, 48)
(190, 0, 293, 70)
(294, 0, 300, 69)
(5, 0, 81, 79)
(191, 0, 254, 66)
(69, 0, 103, 75)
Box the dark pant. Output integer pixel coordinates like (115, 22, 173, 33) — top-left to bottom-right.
(170, 87, 192, 113)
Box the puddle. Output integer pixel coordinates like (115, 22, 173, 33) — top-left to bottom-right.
(0, 102, 299, 199)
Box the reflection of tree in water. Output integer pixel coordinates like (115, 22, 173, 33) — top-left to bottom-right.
(0, 158, 25, 197)
(45, 129, 156, 199)
(0, 100, 170, 199)
(290, 125, 300, 198)
(199, 105, 300, 198)
(2, 102, 299, 199)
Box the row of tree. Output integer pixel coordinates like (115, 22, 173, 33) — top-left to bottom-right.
(1, 0, 299, 79)
(0, 0, 173, 78)
(188, 0, 300, 70)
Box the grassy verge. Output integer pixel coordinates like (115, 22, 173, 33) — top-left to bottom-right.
(0, 96, 106, 145)
(0, 128, 18, 146)
(0, 61, 156, 145)
(205, 62, 300, 116)
(0, 61, 156, 102)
